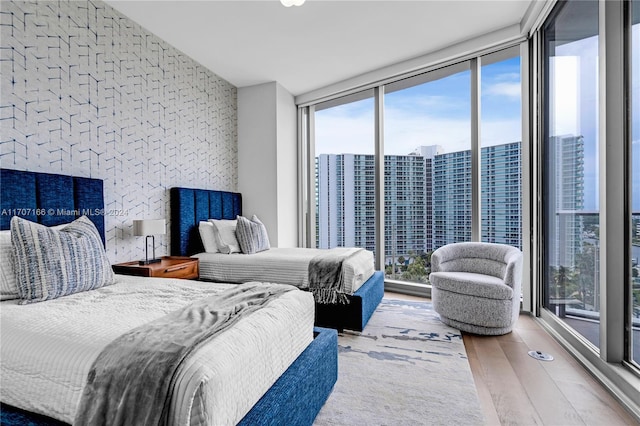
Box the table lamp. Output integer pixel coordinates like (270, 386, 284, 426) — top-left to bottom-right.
(133, 219, 166, 265)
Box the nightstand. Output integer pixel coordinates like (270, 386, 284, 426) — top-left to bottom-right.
(112, 256, 199, 280)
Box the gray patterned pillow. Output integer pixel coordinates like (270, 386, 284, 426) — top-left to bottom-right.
(236, 215, 270, 254)
(11, 215, 114, 304)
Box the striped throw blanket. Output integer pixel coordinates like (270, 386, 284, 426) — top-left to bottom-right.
(308, 248, 363, 304)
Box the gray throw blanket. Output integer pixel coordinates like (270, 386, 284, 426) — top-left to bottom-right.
(74, 282, 296, 426)
(308, 248, 362, 305)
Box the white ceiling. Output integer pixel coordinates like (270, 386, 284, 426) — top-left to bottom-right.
(106, 0, 535, 96)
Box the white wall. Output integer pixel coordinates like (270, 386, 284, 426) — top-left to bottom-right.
(238, 82, 297, 247)
(275, 83, 298, 247)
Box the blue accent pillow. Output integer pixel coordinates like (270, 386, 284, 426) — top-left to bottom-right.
(236, 215, 270, 254)
(11, 215, 114, 304)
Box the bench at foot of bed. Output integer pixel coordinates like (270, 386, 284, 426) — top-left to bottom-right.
(0, 327, 338, 426)
(315, 270, 384, 332)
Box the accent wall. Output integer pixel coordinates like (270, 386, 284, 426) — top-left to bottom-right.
(0, 0, 238, 262)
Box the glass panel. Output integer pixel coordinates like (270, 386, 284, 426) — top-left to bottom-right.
(631, 0, 640, 367)
(543, 0, 600, 348)
(314, 91, 376, 257)
(481, 52, 522, 250)
(384, 63, 471, 283)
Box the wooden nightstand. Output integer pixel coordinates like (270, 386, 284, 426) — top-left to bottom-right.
(112, 256, 199, 280)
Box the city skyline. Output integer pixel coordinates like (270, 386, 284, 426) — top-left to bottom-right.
(315, 141, 523, 267)
(315, 41, 640, 211)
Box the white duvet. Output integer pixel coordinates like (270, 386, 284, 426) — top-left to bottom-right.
(195, 247, 375, 294)
(0, 275, 314, 425)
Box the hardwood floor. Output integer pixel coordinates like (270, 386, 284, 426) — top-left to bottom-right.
(383, 292, 639, 425)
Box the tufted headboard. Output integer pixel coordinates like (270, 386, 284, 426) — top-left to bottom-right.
(0, 169, 106, 245)
(170, 187, 242, 256)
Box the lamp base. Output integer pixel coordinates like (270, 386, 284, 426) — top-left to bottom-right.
(139, 258, 162, 265)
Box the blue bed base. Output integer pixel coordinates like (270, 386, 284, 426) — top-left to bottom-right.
(315, 270, 384, 332)
(0, 327, 338, 426)
(170, 186, 384, 331)
(0, 170, 338, 426)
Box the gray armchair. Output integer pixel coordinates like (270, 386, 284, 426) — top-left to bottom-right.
(429, 242, 523, 335)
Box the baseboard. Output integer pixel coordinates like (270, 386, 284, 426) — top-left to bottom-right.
(384, 279, 431, 298)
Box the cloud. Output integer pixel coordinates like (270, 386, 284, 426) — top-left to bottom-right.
(484, 82, 520, 99)
(315, 113, 376, 155)
(315, 103, 521, 157)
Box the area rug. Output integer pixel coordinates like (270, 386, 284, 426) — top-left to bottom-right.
(314, 298, 485, 426)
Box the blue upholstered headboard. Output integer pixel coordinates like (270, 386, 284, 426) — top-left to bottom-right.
(0, 169, 106, 245)
(170, 187, 242, 256)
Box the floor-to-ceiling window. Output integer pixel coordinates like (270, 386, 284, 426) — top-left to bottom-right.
(542, 0, 600, 348)
(538, 0, 639, 414)
(481, 49, 522, 250)
(314, 91, 377, 256)
(384, 63, 471, 283)
(631, 0, 640, 368)
(306, 47, 523, 289)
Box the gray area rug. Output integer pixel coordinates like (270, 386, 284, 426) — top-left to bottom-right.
(314, 298, 485, 426)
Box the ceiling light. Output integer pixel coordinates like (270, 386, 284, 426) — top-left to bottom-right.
(280, 0, 305, 7)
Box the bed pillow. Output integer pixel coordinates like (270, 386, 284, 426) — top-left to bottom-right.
(0, 223, 70, 301)
(198, 221, 219, 253)
(208, 219, 241, 254)
(236, 215, 270, 254)
(11, 215, 114, 304)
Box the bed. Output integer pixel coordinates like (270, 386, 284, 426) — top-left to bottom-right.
(0, 168, 338, 426)
(170, 186, 385, 331)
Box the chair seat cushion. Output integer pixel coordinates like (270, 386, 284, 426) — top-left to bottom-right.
(429, 271, 513, 300)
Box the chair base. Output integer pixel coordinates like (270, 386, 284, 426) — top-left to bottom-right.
(431, 286, 517, 336)
(438, 314, 514, 336)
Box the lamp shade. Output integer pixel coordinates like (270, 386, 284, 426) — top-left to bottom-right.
(133, 219, 166, 236)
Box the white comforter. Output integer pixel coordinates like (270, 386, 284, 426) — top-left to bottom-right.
(195, 247, 375, 294)
(0, 275, 314, 425)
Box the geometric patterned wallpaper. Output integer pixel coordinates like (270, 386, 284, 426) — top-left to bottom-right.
(0, 0, 238, 263)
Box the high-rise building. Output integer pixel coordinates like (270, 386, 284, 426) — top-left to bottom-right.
(316, 141, 534, 262)
(432, 149, 472, 249)
(481, 142, 522, 248)
(385, 153, 429, 262)
(547, 135, 585, 267)
(316, 153, 427, 261)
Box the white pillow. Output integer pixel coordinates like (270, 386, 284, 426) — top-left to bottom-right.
(198, 221, 219, 253)
(208, 219, 241, 254)
(0, 222, 71, 301)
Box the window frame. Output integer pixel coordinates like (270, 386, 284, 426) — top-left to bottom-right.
(299, 42, 529, 297)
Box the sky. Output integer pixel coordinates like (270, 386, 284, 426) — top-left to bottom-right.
(315, 56, 521, 157)
(315, 22, 640, 212)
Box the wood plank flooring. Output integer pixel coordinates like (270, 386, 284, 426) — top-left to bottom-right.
(383, 292, 639, 425)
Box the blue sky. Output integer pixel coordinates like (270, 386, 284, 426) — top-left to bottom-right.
(315, 57, 521, 157)
(316, 28, 640, 212)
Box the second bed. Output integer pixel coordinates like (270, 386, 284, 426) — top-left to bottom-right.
(170, 187, 384, 331)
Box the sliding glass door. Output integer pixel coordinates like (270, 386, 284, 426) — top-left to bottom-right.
(542, 0, 600, 348)
(631, 0, 640, 368)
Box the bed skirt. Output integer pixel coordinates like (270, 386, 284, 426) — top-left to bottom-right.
(0, 327, 338, 426)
